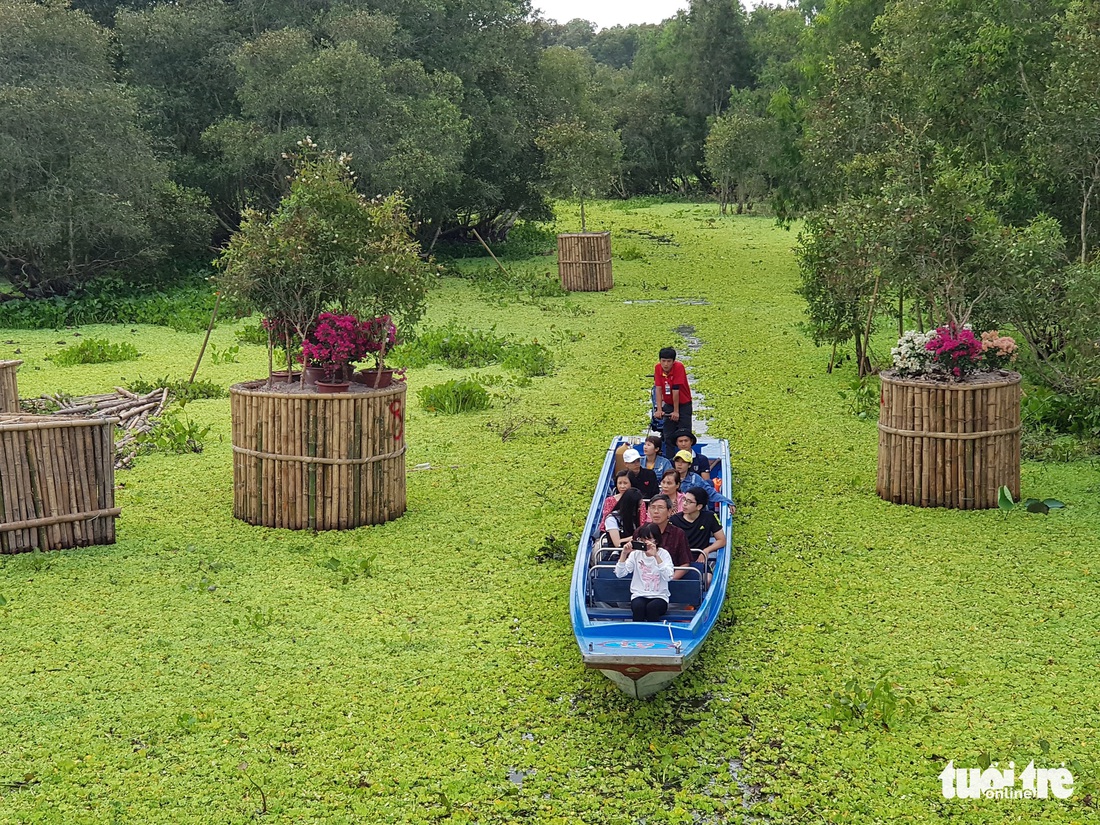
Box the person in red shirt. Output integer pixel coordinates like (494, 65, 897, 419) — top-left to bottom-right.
(653, 347, 692, 458)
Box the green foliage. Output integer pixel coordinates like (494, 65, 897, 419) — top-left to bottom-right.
(48, 339, 139, 366)
(137, 412, 211, 454)
(0, 272, 219, 332)
(838, 376, 878, 420)
(997, 486, 1066, 515)
(233, 322, 270, 346)
(536, 119, 622, 232)
(392, 324, 507, 368)
(534, 533, 574, 564)
(214, 145, 431, 339)
(417, 379, 491, 414)
(824, 675, 914, 731)
(501, 342, 554, 377)
(125, 376, 226, 404)
(393, 323, 555, 378)
(704, 93, 775, 215)
(0, 1, 213, 298)
(4, 203, 1100, 824)
(208, 344, 239, 365)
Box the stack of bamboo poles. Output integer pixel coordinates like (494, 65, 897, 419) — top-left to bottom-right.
(26, 388, 170, 469)
(557, 232, 613, 292)
(0, 360, 20, 413)
(0, 415, 119, 552)
(230, 380, 407, 530)
(877, 371, 1021, 509)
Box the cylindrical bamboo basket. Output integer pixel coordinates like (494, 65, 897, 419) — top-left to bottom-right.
(557, 232, 612, 292)
(0, 414, 119, 552)
(877, 371, 1021, 509)
(0, 360, 21, 413)
(230, 381, 407, 529)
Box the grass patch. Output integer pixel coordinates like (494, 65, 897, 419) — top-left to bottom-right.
(418, 378, 492, 413)
(48, 338, 139, 365)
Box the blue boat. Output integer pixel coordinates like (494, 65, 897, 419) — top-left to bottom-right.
(569, 435, 734, 698)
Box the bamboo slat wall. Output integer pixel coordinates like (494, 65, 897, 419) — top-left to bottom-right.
(0, 414, 119, 552)
(0, 360, 21, 413)
(877, 371, 1021, 509)
(558, 232, 613, 292)
(230, 381, 407, 529)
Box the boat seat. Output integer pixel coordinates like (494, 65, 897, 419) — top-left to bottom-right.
(588, 564, 704, 610)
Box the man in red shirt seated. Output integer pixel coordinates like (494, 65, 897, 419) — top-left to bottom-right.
(653, 347, 692, 459)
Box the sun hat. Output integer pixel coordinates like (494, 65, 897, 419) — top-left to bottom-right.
(673, 429, 698, 445)
(673, 449, 694, 463)
(622, 448, 641, 463)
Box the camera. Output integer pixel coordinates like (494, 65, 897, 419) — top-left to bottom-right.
(631, 539, 646, 551)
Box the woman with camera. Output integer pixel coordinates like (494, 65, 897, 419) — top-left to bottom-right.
(614, 523, 675, 622)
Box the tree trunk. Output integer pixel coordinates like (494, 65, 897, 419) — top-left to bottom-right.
(580, 197, 586, 233)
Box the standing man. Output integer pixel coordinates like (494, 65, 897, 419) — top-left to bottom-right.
(653, 347, 691, 459)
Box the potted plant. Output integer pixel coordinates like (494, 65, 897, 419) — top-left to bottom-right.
(536, 118, 622, 292)
(353, 315, 397, 387)
(878, 325, 1021, 509)
(299, 312, 372, 391)
(215, 139, 431, 383)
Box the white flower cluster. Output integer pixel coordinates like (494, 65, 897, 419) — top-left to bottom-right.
(891, 330, 934, 375)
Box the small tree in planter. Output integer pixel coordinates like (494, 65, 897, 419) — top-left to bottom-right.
(537, 119, 622, 292)
(215, 139, 430, 381)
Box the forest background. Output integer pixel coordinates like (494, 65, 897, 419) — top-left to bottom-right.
(2, 0, 1100, 435)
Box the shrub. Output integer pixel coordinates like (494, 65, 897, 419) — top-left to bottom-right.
(137, 412, 211, 454)
(418, 379, 491, 414)
(0, 272, 218, 332)
(392, 324, 507, 368)
(234, 322, 269, 345)
(49, 338, 139, 366)
(125, 376, 226, 404)
(502, 342, 554, 377)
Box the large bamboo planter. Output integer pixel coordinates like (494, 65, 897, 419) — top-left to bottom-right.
(0, 414, 119, 552)
(230, 381, 406, 529)
(557, 232, 612, 291)
(877, 370, 1021, 509)
(0, 359, 21, 413)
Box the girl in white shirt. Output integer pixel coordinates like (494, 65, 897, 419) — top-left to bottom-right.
(614, 523, 674, 621)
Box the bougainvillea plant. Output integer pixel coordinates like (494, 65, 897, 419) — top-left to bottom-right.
(300, 313, 371, 375)
(925, 325, 983, 377)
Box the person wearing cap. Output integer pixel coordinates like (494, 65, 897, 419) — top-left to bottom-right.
(671, 430, 710, 480)
(672, 450, 708, 494)
(653, 347, 691, 458)
(622, 447, 658, 499)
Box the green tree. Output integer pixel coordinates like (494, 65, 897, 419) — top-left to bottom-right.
(216, 143, 430, 345)
(536, 119, 622, 232)
(1030, 0, 1100, 262)
(704, 94, 775, 214)
(0, 0, 212, 297)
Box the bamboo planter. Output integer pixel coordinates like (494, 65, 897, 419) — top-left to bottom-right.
(557, 232, 612, 292)
(0, 359, 21, 413)
(876, 371, 1021, 509)
(0, 414, 119, 552)
(230, 380, 407, 530)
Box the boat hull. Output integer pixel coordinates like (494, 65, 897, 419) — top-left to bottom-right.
(570, 436, 733, 699)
